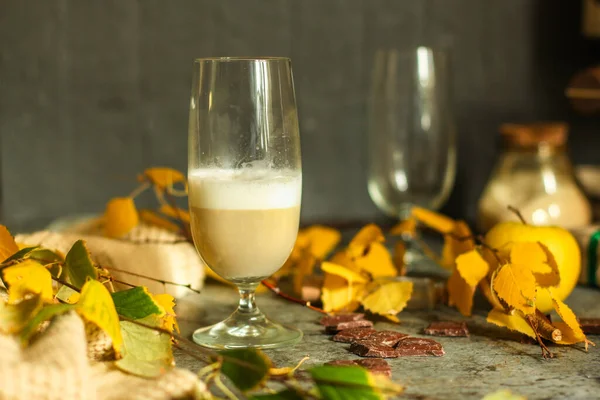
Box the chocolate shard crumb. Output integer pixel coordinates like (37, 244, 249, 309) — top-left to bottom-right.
(320, 313, 365, 326)
(333, 328, 377, 343)
(350, 340, 398, 358)
(356, 358, 392, 377)
(325, 358, 392, 377)
(424, 321, 469, 337)
(395, 337, 445, 357)
(579, 318, 600, 335)
(325, 319, 374, 334)
(367, 330, 411, 347)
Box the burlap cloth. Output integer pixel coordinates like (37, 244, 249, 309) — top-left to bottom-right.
(0, 312, 209, 400)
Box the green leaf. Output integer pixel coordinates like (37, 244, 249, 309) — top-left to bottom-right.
(111, 287, 162, 320)
(0, 295, 43, 334)
(3, 246, 38, 263)
(220, 349, 272, 392)
(250, 389, 304, 400)
(20, 303, 75, 343)
(65, 240, 97, 288)
(115, 320, 173, 377)
(30, 248, 65, 278)
(77, 280, 123, 355)
(310, 365, 395, 400)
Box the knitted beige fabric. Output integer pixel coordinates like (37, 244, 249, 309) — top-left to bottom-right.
(0, 312, 208, 400)
(16, 226, 205, 298)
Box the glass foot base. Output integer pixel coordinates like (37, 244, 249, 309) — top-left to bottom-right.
(192, 313, 303, 350)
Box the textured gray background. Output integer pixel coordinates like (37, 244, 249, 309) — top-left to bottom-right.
(1, 0, 599, 232)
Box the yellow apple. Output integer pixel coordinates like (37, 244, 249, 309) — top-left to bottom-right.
(484, 221, 580, 312)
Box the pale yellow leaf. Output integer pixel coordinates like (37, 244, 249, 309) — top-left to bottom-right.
(482, 389, 526, 400)
(486, 309, 536, 339)
(360, 281, 413, 320)
(104, 197, 139, 238)
(353, 242, 397, 278)
(447, 270, 475, 316)
(492, 263, 536, 315)
(348, 224, 385, 258)
(3, 260, 53, 304)
(321, 274, 364, 313)
(456, 249, 490, 287)
(77, 280, 123, 355)
(321, 261, 368, 284)
(0, 226, 19, 262)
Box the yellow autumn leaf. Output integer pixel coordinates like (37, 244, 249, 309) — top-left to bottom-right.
(347, 224, 385, 258)
(411, 207, 455, 234)
(139, 210, 181, 232)
(293, 253, 317, 294)
(104, 197, 139, 238)
(360, 281, 413, 322)
(321, 274, 364, 313)
(389, 218, 416, 237)
(159, 205, 191, 223)
(77, 280, 123, 355)
(510, 242, 560, 288)
(301, 225, 341, 259)
(486, 309, 536, 339)
(3, 260, 53, 304)
(552, 296, 586, 345)
(153, 293, 179, 333)
(329, 250, 358, 270)
(141, 167, 186, 190)
(456, 249, 490, 287)
(440, 221, 474, 270)
(0, 226, 19, 262)
(353, 242, 398, 278)
(447, 270, 475, 316)
(321, 261, 368, 284)
(492, 263, 536, 315)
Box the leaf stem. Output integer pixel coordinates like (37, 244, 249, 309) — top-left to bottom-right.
(129, 182, 151, 199)
(101, 266, 201, 294)
(51, 276, 81, 293)
(261, 279, 328, 314)
(507, 205, 528, 224)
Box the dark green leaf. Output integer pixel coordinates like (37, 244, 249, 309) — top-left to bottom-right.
(20, 303, 75, 343)
(3, 246, 38, 263)
(111, 287, 162, 319)
(65, 240, 97, 288)
(220, 349, 272, 392)
(310, 365, 382, 400)
(250, 389, 304, 400)
(115, 320, 173, 377)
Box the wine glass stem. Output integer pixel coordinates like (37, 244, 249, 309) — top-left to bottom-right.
(237, 283, 260, 316)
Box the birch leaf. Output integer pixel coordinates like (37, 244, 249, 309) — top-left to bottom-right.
(3, 260, 53, 304)
(360, 281, 413, 322)
(0, 226, 19, 262)
(492, 263, 536, 315)
(104, 197, 139, 238)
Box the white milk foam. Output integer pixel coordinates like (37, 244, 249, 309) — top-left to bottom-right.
(188, 169, 302, 210)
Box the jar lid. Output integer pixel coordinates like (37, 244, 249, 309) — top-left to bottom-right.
(500, 122, 568, 148)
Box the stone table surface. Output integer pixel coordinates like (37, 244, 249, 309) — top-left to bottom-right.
(174, 283, 600, 400)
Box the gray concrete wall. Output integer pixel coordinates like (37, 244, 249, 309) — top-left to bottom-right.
(1, 0, 599, 231)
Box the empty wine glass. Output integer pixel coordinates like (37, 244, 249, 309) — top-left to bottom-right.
(188, 57, 302, 349)
(367, 47, 456, 262)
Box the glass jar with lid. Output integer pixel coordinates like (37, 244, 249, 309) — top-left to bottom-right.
(477, 122, 591, 232)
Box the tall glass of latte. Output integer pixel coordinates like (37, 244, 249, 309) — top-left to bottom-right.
(188, 57, 302, 349)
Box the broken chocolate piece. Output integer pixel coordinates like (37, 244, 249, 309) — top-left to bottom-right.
(320, 313, 365, 326)
(368, 330, 411, 347)
(424, 321, 469, 337)
(325, 319, 374, 334)
(356, 358, 392, 378)
(350, 340, 398, 358)
(333, 328, 377, 343)
(579, 318, 600, 335)
(395, 337, 444, 357)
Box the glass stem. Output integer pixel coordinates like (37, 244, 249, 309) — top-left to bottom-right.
(237, 283, 260, 316)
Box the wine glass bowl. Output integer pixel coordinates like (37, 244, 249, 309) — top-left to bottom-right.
(188, 57, 303, 349)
